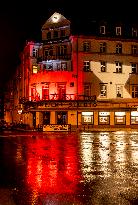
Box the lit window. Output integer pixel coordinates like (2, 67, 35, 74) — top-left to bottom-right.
(131, 111, 138, 124)
(116, 27, 121, 36)
(100, 84, 107, 97)
(32, 65, 38, 73)
(32, 48, 38, 57)
(99, 112, 110, 125)
(116, 85, 123, 98)
(115, 112, 126, 125)
(83, 61, 90, 72)
(115, 62, 122, 73)
(131, 63, 137, 73)
(101, 61, 106, 72)
(82, 112, 93, 124)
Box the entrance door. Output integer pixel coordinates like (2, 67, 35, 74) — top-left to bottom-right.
(57, 111, 67, 124)
(43, 112, 50, 124)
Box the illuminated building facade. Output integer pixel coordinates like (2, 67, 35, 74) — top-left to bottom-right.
(4, 12, 138, 130)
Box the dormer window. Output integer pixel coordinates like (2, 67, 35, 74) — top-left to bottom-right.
(132, 28, 138, 37)
(100, 26, 105, 35)
(116, 27, 121, 36)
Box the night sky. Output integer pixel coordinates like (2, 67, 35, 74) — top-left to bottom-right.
(0, 0, 138, 90)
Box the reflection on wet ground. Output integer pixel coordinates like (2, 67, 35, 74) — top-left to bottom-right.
(0, 131, 138, 204)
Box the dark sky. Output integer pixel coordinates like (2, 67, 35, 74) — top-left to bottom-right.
(0, 0, 138, 90)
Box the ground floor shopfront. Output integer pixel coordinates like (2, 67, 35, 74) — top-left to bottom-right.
(5, 99, 138, 130)
(20, 109, 138, 130)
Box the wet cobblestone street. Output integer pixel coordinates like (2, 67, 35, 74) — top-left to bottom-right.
(0, 130, 138, 204)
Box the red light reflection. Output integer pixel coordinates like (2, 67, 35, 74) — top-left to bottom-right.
(26, 135, 82, 195)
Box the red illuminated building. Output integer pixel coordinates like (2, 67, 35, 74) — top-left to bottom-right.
(4, 12, 138, 130)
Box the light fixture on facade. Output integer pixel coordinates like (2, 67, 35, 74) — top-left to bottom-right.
(18, 109, 22, 115)
(52, 14, 60, 23)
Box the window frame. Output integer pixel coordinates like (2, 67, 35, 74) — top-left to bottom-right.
(83, 61, 91, 72)
(100, 84, 107, 98)
(116, 27, 122, 36)
(116, 43, 122, 54)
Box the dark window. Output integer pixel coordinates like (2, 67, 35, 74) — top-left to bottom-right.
(47, 32, 51, 39)
(53, 30, 58, 38)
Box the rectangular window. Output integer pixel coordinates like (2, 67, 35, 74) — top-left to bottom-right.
(100, 26, 105, 34)
(53, 30, 58, 38)
(116, 43, 122, 54)
(60, 30, 65, 37)
(115, 62, 122, 73)
(84, 83, 91, 96)
(116, 85, 123, 98)
(82, 112, 94, 124)
(32, 65, 38, 74)
(116, 27, 121, 35)
(99, 112, 110, 125)
(56, 63, 61, 71)
(132, 85, 138, 98)
(83, 61, 90, 72)
(83, 41, 91, 52)
(131, 63, 137, 73)
(32, 48, 38, 57)
(131, 111, 138, 124)
(47, 32, 51, 39)
(57, 45, 67, 56)
(100, 84, 107, 97)
(31, 87, 36, 101)
(115, 112, 126, 125)
(61, 62, 67, 71)
(57, 83, 66, 100)
(131, 45, 137, 55)
(101, 61, 106, 72)
(42, 84, 49, 100)
(100, 42, 106, 53)
(132, 28, 138, 37)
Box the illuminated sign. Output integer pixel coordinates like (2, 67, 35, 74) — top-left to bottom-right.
(43, 124, 71, 131)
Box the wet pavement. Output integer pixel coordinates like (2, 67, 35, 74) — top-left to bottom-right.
(0, 130, 138, 205)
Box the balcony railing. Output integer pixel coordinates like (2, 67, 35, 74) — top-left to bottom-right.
(19, 94, 97, 104)
(37, 54, 71, 62)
